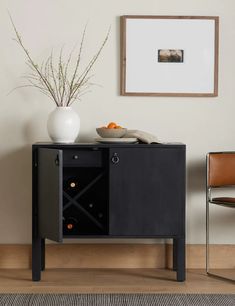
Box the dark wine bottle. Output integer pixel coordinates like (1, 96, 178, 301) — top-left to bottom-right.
(63, 216, 78, 233)
(64, 177, 79, 193)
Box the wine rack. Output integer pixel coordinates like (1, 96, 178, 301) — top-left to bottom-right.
(63, 167, 108, 236)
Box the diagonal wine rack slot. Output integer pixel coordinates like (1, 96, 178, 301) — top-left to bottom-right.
(74, 171, 105, 200)
(63, 171, 105, 211)
(63, 192, 104, 230)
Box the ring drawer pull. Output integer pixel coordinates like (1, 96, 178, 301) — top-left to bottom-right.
(55, 155, 60, 166)
(111, 153, 120, 164)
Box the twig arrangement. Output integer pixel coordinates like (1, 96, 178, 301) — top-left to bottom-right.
(10, 16, 109, 107)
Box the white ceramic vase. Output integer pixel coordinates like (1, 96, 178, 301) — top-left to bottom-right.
(47, 107, 80, 143)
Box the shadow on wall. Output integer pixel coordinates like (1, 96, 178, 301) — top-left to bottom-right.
(23, 110, 48, 143)
(187, 158, 206, 196)
(186, 159, 207, 237)
(77, 132, 96, 143)
(0, 146, 32, 243)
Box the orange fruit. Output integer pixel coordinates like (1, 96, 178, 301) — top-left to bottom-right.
(107, 122, 117, 129)
(115, 125, 122, 129)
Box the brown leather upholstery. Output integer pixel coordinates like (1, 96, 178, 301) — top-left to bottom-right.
(211, 197, 235, 207)
(208, 153, 235, 187)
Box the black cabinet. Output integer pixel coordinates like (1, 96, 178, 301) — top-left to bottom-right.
(32, 143, 186, 282)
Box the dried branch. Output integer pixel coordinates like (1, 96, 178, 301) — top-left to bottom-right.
(9, 14, 109, 107)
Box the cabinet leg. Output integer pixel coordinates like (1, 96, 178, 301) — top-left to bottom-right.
(32, 237, 41, 281)
(173, 238, 177, 271)
(176, 238, 185, 282)
(41, 238, 45, 271)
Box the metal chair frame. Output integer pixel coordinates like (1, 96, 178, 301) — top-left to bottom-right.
(206, 152, 235, 282)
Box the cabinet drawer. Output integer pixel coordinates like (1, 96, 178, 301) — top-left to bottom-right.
(63, 150, 102, 167)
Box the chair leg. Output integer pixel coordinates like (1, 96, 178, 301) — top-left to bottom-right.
(206, 199, 210, 274)
(206, 200, 234, 282)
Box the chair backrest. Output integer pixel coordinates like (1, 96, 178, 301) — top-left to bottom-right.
(207, 152, 235, 187)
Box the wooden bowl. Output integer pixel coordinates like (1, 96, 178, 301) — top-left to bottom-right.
(96, 127, 127, 138)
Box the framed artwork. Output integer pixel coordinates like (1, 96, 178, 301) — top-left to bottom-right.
(120, 15, 219, 97)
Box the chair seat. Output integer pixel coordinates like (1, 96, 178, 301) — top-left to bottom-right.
(211, 197, 235, 207)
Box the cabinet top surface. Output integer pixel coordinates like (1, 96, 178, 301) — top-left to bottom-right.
(33, 142, 185, 149)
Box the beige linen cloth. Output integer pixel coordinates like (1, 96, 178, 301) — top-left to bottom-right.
(124, 130, 162, 144)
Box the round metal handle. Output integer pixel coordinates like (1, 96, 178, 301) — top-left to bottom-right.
(111, 153, 120, 164)
(73, 155, 79, 160)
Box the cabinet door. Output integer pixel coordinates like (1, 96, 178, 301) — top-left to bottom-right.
(38, 148, 63, 242)
(109, 148, 185, 236)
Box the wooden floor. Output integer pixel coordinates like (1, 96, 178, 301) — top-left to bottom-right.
(0, 269, 234, 294)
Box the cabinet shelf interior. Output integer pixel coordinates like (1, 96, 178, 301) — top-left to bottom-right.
(63, 167, 108, 236)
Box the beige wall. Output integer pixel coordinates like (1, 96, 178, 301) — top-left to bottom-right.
(0, 0, 234, 244)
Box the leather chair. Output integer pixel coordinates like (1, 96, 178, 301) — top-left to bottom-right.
(206, 152, 235, 280)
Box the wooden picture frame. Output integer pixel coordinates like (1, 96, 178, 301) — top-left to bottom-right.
(120, 15, 219, 97)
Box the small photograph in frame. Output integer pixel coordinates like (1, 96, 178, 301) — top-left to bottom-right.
(158, 49, 184, 63)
